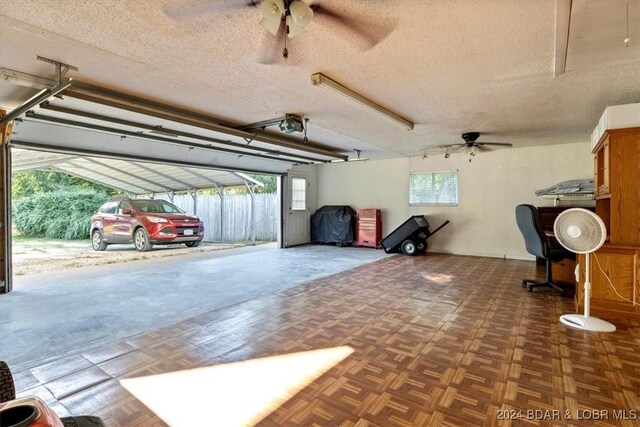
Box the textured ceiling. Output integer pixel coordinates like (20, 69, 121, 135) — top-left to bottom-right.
(0, 0, 638, 160)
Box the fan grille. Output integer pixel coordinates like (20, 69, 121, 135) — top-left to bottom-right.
(553, 208, 606, 254)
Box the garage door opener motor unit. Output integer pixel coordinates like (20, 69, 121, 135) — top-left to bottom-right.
(381, 215, 450, 256)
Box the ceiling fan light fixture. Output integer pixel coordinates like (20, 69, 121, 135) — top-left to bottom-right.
(259, 16, 281, 35)
(286, 15, 307, 37)
(289, 1, 313, 28)
(258, 0, 284, 22)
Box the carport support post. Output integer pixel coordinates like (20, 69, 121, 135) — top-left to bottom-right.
(0, 110, 13, 293)
(244, 181, 256, 245)
(190, 190, 197, 216)
(215, 184, 224, 242)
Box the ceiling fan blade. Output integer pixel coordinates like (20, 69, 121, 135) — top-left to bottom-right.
(310, 4, 395, 51)
(477, 142, 514, 147)
(164, 0, 256, 21)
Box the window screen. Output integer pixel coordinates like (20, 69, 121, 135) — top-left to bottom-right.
(409, 171, 458, 205)
(291, 178, 307, 211)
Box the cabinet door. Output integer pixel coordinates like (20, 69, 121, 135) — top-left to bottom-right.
(594, 156, 599, 197)
(602, 139, 610, 194)
(577, 248, 639, 319)
(595, 136, 610, 197)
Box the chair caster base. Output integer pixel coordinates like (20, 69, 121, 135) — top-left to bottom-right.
(522, 278, 568, 295)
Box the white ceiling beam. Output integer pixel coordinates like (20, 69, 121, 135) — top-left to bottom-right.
(554, 0, 572, 77)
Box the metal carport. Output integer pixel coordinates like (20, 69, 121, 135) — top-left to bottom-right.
(0, 71, 347, 293)
(11, 147, 267, 246)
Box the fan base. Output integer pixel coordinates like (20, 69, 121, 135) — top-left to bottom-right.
(559, 314, 616, 332)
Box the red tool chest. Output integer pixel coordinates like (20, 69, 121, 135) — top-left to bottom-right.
(356, 209, 382, 248)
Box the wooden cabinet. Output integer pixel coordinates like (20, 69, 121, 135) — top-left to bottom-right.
(552, 258, 577, 286)
(582, 127, 640, 319)
(576, 248, 640, 319)
(592, 128, 640, 246)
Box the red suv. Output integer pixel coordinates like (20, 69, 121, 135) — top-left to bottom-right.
(91, 197, 204, 252)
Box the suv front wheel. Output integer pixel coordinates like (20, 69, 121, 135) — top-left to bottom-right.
(92, 230, 108, 251)
(134, 228, 153, 252)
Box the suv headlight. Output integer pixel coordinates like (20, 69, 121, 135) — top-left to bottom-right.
(147, 216, 168, 223)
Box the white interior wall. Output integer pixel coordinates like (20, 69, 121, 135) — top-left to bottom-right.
(317, 141, 594, 260)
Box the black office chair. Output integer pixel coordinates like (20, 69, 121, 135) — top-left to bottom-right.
(515, 204, 575, 295)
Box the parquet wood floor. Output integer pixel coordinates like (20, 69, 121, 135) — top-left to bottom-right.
(12, 253, 640, 426)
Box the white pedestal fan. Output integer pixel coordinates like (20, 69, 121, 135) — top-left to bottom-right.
(554, 208, 616, 332)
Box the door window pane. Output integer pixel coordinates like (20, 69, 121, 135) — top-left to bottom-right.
(105, 202, 118, 214)
(291, 178, 306, 211)
(119, 201, 133, 214)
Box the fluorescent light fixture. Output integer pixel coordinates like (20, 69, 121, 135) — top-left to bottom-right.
(330, 157, 370, 163)
(310, 73, 414, 131)
(0, 68, 56, 90)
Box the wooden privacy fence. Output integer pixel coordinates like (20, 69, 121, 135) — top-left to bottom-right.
(157, 193, 278, 242)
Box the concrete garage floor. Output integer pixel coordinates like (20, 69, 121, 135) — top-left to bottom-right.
(0, 244, 390, 371)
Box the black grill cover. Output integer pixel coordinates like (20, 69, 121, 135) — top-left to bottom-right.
(310, 205, 355, 244)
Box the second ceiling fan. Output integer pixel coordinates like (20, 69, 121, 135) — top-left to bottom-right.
(423, 132, 514, 162)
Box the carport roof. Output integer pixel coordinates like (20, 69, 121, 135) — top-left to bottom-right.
(11, 148, 264, 194)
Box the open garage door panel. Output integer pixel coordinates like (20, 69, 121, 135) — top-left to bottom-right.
(0, 79, 347, 292)
(5, 79, 346, 176)
(12, 119, 290, 175)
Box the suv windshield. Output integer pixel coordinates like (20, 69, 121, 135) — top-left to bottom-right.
(132, 200, 184, 214)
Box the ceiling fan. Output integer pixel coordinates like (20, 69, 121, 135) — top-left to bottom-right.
(257, 0, 313, 38)
(164, 0, 394, 62)
(422, 132, 514, 162)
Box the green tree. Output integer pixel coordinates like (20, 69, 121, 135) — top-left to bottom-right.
(13, 188, 110, 239)
(250, 174, 277, 194)
(226, 174, 277, 195)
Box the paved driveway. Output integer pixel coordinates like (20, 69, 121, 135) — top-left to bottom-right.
(0, 244, 390, 371)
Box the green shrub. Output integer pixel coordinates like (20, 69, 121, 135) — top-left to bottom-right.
(13, 188, 109, 240)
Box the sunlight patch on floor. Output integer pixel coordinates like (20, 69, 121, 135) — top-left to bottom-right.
(421, 272, 453, 284)
(120, 346, 354, 427)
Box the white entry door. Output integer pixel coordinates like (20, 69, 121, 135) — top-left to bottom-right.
(283, 173, 310, 247)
